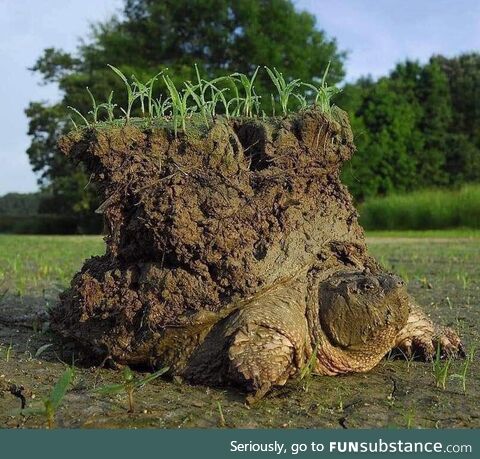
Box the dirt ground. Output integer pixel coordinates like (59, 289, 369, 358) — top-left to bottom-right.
(0, 235, 478, 428)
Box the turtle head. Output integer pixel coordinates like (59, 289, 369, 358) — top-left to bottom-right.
(318, 271, 409, 349)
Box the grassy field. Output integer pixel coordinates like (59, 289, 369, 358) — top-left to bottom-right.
(0, 234, 479, 428)
(0, 235, 104, 297)
(360, 184, 480, 230)
(367, 229, 480, 239)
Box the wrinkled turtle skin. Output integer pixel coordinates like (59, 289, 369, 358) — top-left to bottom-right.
(154, 269, 463, 402)
(50, 110, 464, 401)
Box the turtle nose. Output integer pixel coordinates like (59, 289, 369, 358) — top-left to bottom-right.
(394, 276, 405, 287)
(380, 274, 405, 290)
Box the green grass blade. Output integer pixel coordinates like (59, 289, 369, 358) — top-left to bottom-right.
(321, 60, 332, 86)
(108, 65, 135, 119)
(299, 343, 319, 380)
(94, 383, 125, 395)
(108, 64, 129, 89)
(67, 106, 90, 127)
(135, 366, 169, 388)
(49, 367, 74, 409)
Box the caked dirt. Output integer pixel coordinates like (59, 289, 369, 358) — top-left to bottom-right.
(51, 109, 385, 373)
(0, 236, 479, 428)
(1, 107, 478, 427)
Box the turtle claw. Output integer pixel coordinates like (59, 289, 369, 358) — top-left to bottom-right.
(394, 302, 465, 363)
(436, 327, 465, 359)
(245, 383, 272, 406)
(403, 335, 435, 361)
(396, 325, 465, 362)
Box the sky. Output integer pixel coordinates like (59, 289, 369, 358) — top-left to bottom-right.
(0, 0, 479, 195)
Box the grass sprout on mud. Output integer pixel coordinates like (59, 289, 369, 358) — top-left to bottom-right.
(432, 344, 453, 390)
(217, 401, 226, 427)
(298, 343, 319, 392)
(1, 341, 13, 362)
(229, 66, 261, 117)
(68, 63, 340, 134)
(163, 74, 191, 135)
(18, 367, 74, 429)
(94, 366, 169, 413)
(402, 405, 416, 429)
(265, 67, 301, 116)
(301, 61, 342, 115)
(450, 345, 476, 393)
(108, 65, 139, 122)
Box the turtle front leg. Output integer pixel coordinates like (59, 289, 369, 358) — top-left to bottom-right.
(225, 284, 309, 403)
(394, 301, 465, 361)
(228, 323, 296, 404)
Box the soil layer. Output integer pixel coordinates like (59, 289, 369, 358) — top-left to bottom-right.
(50, 110, 381, 368)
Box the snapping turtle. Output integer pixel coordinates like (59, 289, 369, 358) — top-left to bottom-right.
(51, 109, 464, 399)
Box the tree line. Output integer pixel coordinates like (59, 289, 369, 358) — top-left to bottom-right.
(11, 0, 480, 233)
(340, 54, 480, 200)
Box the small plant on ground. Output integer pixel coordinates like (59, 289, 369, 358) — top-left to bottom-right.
(217, 401, 226, 427)
(2, 341, 13, 362)
(450, 344, 476, 393)
(403, 405, 416, 429)
(230, 67, 261, 117)
(302, 61, 341, 115)
(298, 343, 319, 392)
(184, 66, 209, 124)
(445, 296, 453, 309)
(432, 344, 453, 390)
(107, 65, 139, 122)
(163, 75, 191, 135)
(19, 367, 74, 428)
(265, 67, 301, 116)
(132, 72, 163, 117)
(336, 390, 344, 413)
(94, 366, 169, 413)
(457, 273, 469, 290)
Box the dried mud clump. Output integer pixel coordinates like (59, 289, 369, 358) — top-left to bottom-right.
(51, 109, 464, 391)
(52, 110, 364, 359)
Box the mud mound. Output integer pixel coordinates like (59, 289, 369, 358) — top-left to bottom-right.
(51, 109, 377, 365)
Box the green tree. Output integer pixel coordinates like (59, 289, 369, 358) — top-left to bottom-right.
(341, 73, 421, 200)
(342, 54, 480, 201)
(0, 193, 41, 215)
(414, 60, 452, 186)
(434, 53, 480, 182)
(26, 0, 346, 221)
